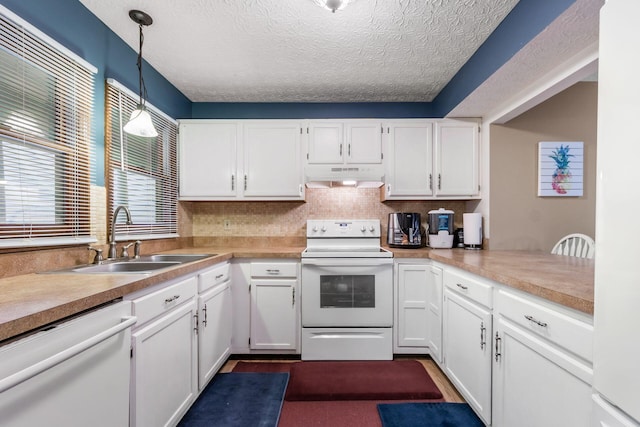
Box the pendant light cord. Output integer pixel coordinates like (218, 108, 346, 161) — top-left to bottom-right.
(136, 23, 148, 108)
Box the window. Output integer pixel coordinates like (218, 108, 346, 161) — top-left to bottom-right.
(0, 7, 96, 248)
(105, 79, 178, 241)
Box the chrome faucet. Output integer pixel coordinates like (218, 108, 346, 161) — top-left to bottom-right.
(108, 205, 132, 259)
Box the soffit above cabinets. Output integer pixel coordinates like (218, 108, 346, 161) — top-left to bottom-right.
(79, 0, 519, 103)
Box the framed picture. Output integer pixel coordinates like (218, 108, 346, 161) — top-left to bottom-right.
(537, 141, 584, 197)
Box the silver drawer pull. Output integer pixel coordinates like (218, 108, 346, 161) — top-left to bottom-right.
(164, 295, 180, 303)
(456, 283, 468, 290)
(524, 315, 548, 327)
(266, 269, 281, 274)
(215, 274, 224, 279)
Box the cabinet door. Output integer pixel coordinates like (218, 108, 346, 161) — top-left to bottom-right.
(346, 120, 382, 164)
(434, 120, 479, 196)
(385, 121, 433, 198)
(198, 281, 232, 390)
(397, 264, 430, 348)
(427, 265, 443, 364)
(492, 316, 593, 427)
(131, 301, 198, 427)
(243, 121, 304, 198)
(178, 121, 238, 199)
(250, 278, 298, 350)
(307, 121, 344, 164)
(443, 289, 492, 425)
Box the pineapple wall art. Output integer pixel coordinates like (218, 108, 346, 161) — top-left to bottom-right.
(537, 142, 584, 197)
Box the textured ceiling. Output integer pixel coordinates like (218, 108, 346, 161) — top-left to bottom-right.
(79, 0, 519, 103)
(449, 0, 603, 119)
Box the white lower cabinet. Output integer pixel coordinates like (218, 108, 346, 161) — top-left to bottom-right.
(197, 262, 232, 390)
(250, 262, 299, 351)
(492, 287, 594, 427)
(394, 261, 443, 364)
(127, 276, 199, 427)
(443, 283, 493, 425)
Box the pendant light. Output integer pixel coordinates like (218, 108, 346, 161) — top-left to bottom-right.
(313, 0, 352, 13)
(123, 10, 158, 138)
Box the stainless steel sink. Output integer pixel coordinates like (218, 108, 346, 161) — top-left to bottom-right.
(137, 254, 215, 263)
(70, 261, 181, 274)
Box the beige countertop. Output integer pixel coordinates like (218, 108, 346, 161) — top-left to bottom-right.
(0, 246, 593, 343)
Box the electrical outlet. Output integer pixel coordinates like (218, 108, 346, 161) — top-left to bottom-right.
(223, 219, 231, 230)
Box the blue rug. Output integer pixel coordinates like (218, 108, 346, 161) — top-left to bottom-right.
(377, 402, 484, 427)
(178, 372, 289, 427)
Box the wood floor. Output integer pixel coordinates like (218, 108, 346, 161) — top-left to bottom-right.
(220, 355, 465, 403)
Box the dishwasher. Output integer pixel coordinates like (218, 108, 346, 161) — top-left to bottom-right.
(0, 300, 136, 427)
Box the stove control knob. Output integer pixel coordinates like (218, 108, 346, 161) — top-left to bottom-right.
(361, 226, 366, 232)
(312, 226, 318, 232)
(369, 226, 375, 232)
(321, 226, 327, 232)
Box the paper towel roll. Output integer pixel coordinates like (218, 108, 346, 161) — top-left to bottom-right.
(463, 213, 483, 249)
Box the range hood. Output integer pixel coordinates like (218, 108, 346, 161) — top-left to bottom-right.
(304, 164, 384, 188)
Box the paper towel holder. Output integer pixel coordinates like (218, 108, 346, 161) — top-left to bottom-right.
(463, 212, 483, 250)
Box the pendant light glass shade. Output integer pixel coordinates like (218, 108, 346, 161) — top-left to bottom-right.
(123, 104, 158, 137)
(124, 10, 157, 138)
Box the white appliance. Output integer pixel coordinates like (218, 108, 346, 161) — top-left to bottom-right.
(427, 208, 455, 248)
(0, 301, 136, 427)
(593, 1, 640, 425)
(301, 219, 393, 360)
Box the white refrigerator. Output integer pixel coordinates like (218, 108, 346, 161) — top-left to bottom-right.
(593, 0, 640, 425)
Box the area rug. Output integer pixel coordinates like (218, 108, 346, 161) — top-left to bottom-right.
(177, 373, 288, 427)
(377, 402, 484, 427)
(284, 360, 442, 401)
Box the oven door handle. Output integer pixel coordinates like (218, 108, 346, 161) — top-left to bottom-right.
(301, 258, 393, 266)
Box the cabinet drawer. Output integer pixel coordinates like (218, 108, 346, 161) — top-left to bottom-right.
(250, 262, 297, 278)
(444, 267, 493, 308)
(129, 276, 198, 326)
(198, 262, 230, 293)
(496, 288, 593, 362)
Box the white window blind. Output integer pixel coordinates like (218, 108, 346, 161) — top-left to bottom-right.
(0, 7, 96, 248)
(105, 80, 178, 241)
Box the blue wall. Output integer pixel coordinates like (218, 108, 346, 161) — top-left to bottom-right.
(3, 0, 576, 175)
(1, 0, 191, 186)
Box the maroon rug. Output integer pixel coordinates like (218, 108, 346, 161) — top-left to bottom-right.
(283, 360, 442, 401)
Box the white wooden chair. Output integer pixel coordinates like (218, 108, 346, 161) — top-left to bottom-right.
(551, 233, 595, 259)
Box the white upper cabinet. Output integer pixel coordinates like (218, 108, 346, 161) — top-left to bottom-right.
(179, 121, 239, 199)
(383, 118, 480, 200)
(243, 121, 304, 198)
(434, 119, 479, 197)
(384, 120, 434, 198)
(178, 120, 304, 200)
(307, 120, 382, 165)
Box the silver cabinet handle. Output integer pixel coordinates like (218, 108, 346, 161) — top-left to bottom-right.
(480, 321, 486, 350)
(292, 288, 295, 307)
(524, 315, 548, 327)
(299, 184, 303, 195)
(215, 274, 224, 280)
(244, 174, 247, 191)
(339, 143, 343, 156)
(266, 269, 280, 274)
(164, 295, 180, 303)
(193, 313, 198, 335)
(202, 303, 208, 327)
(231, 174, 235, 191)
(438, 173, 442, 190)
(429, 173, 433, 191)
(495, 332, 502, 362)
(456, 283, 468, 290)
(348, 143, 351, 156)
(387, 184, 391, 195)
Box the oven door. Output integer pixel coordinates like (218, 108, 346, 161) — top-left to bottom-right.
(301, 258, 393, 327)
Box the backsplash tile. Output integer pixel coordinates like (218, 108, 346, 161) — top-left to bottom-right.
(188, 188, 466, 245)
